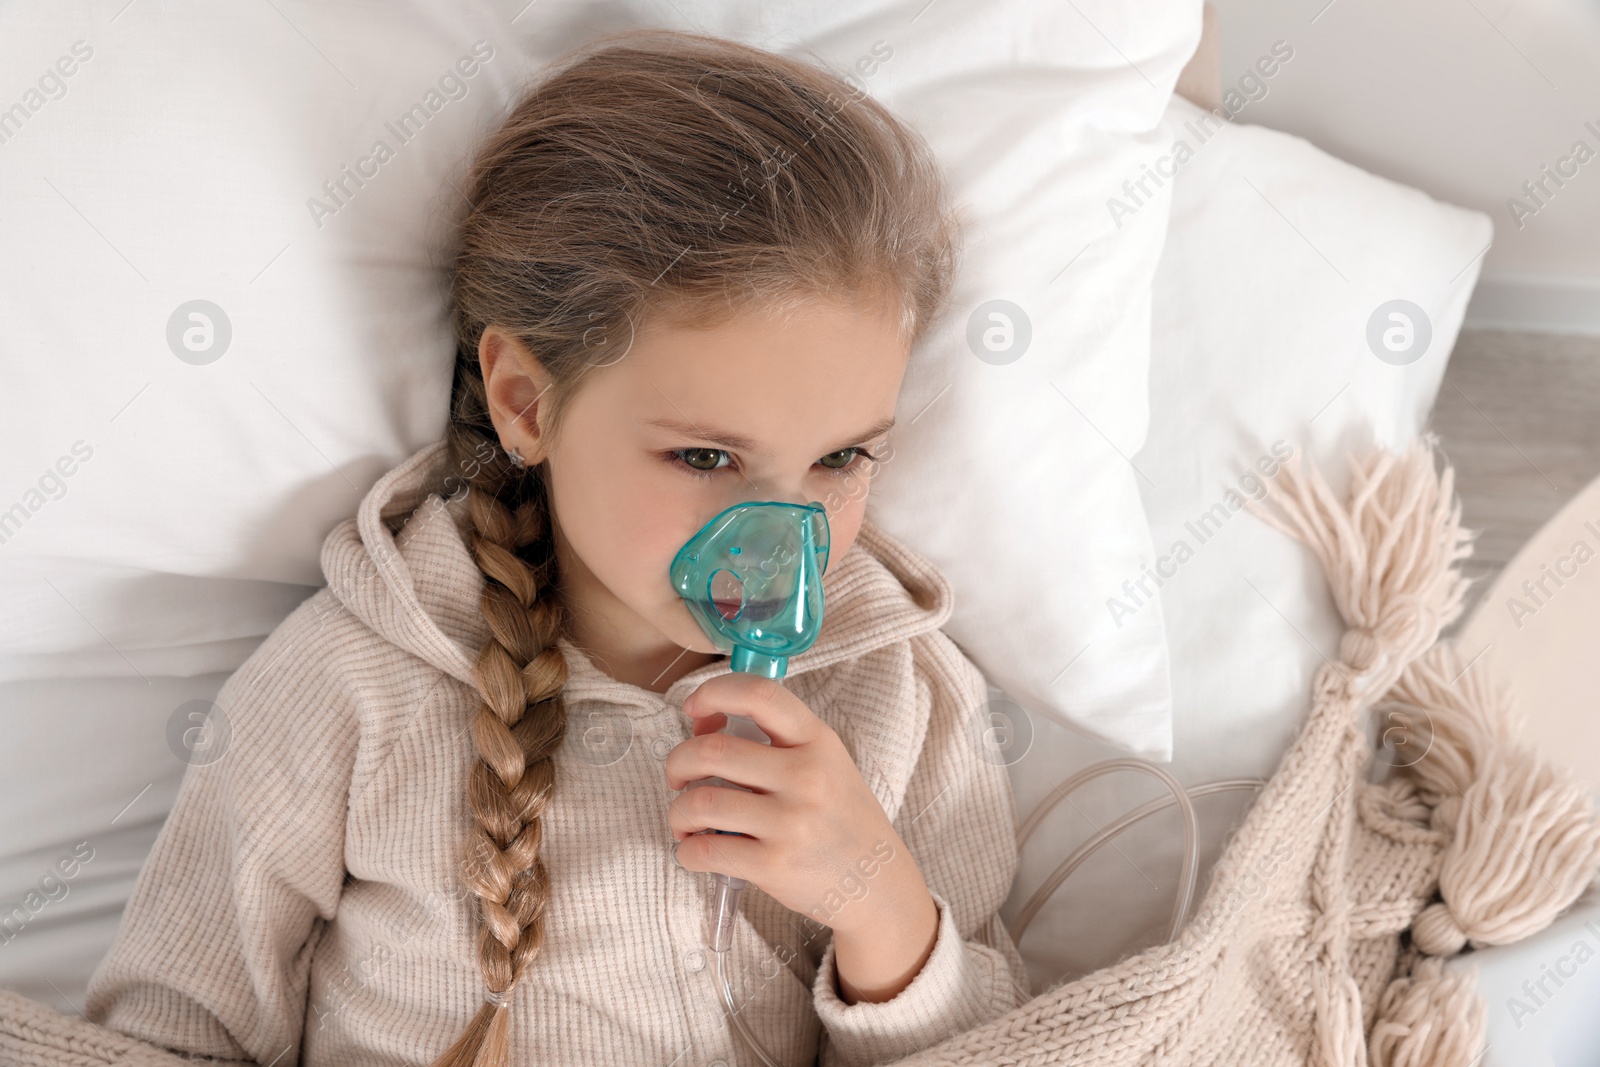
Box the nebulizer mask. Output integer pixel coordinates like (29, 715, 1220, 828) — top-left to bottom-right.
(670, 499, 829, 1067)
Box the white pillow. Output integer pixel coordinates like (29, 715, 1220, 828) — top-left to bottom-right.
(861, 59, 1190, 762)
(0, 0, 1198, 1008)
(1001, 93, 1494, 991)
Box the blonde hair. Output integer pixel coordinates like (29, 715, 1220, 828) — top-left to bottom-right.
(431, 27, 959, 1065)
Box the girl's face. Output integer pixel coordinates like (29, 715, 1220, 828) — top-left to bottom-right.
(479, 298, 911, 691)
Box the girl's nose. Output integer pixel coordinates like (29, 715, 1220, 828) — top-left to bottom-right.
(725, 481, 817, 511)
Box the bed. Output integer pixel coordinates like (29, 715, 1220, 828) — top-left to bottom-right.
(1, 2, 1595, 1064)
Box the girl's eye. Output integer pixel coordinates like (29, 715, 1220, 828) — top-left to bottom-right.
(818, 447, 869, 471)
(664, 446, 877, 480)
(673, 447, 731, 474)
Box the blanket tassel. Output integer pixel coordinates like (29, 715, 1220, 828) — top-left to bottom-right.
(1387, 643, 1600, 958)
(1368, 956, 1486, 1067)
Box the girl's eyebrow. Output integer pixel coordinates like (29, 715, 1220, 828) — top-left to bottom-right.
(644, 414, 896, 454)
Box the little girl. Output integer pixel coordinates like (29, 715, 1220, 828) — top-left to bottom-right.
(79, 28, 1030, 1067)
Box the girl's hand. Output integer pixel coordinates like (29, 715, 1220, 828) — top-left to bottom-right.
(664, 671, 940, 1003)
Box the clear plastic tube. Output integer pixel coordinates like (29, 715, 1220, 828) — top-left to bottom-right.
(711, 877, 785, 1067)
(707, 872, 747, 952)
(693, 715, 789, 1066)
(1014, 758, 1201, 941)
(1011, 777, 1265, 942)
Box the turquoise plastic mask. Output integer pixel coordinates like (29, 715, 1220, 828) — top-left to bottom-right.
(669, 500, 831, 678)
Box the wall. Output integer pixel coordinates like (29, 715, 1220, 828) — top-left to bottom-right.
(1209, 0, 1600, 336)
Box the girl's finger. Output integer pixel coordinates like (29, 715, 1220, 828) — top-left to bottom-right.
(663, 730, 786, 792)
(690, 710, 728, 737)
(673, 823, 766, 882)
(680, 671, 819, 748)
(666, 783, 777, 840)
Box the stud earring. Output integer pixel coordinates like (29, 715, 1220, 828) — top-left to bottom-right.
(507, 446, 527, 469)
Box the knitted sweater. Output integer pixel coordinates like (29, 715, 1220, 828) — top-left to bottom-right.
(42, 441, 1031, 1067)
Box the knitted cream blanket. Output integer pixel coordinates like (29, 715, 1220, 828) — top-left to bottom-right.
(4, 437, 1599, 1066)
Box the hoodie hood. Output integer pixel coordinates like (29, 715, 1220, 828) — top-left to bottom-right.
(319, 440, 958, 713)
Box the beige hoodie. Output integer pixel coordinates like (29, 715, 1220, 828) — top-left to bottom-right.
(60, 439, 1030, 1067)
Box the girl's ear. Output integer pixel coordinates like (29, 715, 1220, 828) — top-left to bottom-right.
(480, 324, 554, 461)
